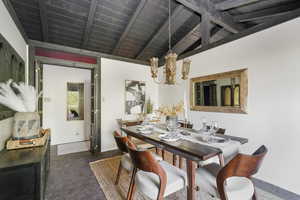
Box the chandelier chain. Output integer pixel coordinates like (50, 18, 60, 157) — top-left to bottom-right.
(169, 0, 171, 52)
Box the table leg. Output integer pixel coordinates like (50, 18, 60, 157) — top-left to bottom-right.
(218, 153, 225, 167)
(186, 159, 196, 200)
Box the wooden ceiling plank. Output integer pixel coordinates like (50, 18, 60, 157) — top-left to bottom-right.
(82, 0, 98, 48)
(136, 5, 185, 60)
(175, 0, 244, 33)
(234, 2, 300, 22)
(38, 0, 49, 42)
(112, 0, 147, 55)
(216, 0, 262, 11)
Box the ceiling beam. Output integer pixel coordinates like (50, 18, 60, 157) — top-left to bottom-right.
(81, 0, 98, 48)
(38, 0, 49, 42)
(29, 40, 149, 66)
(173, 24, 201, 55)
(210, 28, 230, 43)
(179, 26, 226, 55)
(2, 0, 29, 43)
(216, 0, 261, 11)
(199, 12, 212, 46)
(234, 2, 300, 22)
(178, 7, 300, 60)
(175, 0, 244, 33)
(112, 0, 147, 55)
(135, 5, 185, 60)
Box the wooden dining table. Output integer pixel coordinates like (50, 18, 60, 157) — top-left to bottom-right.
(121, 126, 248, 200)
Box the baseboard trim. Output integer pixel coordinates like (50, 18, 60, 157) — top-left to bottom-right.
(253, 178, 300, 200)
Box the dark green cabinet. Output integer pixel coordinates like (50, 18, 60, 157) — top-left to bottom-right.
(0, 138, 50, 200)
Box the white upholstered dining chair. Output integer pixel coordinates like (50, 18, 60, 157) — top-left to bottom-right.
(196, 145, 267, 200)
(126, 140, 187, 200)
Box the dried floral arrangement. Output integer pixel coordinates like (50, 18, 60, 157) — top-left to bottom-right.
(157, 101, 184, 116)
(0, 79, 40, 112)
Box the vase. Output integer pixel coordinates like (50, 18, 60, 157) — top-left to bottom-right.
(12, 112, 41, 140)
(166, 115, 178, 132)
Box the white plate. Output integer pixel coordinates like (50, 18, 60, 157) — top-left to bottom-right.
(159, 134, 181, 142)
(139, 130, 152, 135)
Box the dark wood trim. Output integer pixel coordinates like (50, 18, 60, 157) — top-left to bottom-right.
(2, 0, 29, 43)
(112, 0, 147, 55)
(29, 40, 150, 66)
(135, 5, 185, 60)
(28, 45, 35, 86)
(216, 0, 261, 11)
(179, 8, 300, 60)
(82, 0, 98, 48)
(38, 0, 48, 42)
(94, 57, 101, 152)
(175, 0, 244, 33)
(35, 56, 94, 69)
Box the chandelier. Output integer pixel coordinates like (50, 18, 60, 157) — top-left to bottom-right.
(149, 0, 191, 85)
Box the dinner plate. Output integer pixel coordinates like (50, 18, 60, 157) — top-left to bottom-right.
(159, 134, 181, 142)
(139, 130, 152, 135)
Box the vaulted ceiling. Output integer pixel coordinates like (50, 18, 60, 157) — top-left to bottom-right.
(7, 0, 300, 62)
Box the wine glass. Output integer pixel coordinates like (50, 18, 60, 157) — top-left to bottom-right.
(211, 121, 219, 136)
(201, 117, 208, 131)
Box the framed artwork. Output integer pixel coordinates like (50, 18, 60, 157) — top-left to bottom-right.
(125, 80, 146, 115)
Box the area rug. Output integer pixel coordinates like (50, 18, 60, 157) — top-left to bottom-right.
(90, 153, 283, 200)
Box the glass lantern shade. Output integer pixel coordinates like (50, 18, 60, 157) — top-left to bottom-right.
(182, 59, 191, 80)
(164, 52, 178, 85)
(150, 57, 159, 79)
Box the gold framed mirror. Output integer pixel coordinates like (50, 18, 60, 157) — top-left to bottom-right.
(190, 69, 248, 114)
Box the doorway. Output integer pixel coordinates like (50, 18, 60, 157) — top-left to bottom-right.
(43, 64, 92, 155)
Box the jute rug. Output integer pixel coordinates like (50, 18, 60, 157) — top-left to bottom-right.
(90, 152, 283, 200)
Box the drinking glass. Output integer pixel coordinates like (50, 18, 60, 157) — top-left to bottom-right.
(211, 121, 219, 136)
(201, 117, 208, 131)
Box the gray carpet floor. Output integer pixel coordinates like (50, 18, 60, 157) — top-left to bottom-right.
(45, 147, 300, 200)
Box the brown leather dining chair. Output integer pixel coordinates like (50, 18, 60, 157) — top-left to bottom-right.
(116, 118, 156, 150)
(113, 131, 162, 185)
(126, 140, 187, 200)
(196, 145, 268, 200)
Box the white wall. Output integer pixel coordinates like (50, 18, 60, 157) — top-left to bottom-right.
(43, 65, 91, 145)
(101, 58, 159, 152)
(0, 1, 27, 150)
(159, 18, 300, 194)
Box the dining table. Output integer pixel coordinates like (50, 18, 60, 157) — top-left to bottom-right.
(121, 125, 248, 200)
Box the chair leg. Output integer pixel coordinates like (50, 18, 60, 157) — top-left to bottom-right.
(252, 188, 257, 200)
(179, 156, 183, 169)
(115, 161, 123, 185)
(127, 167, 137, 200)
(173, 154, 177, 166)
